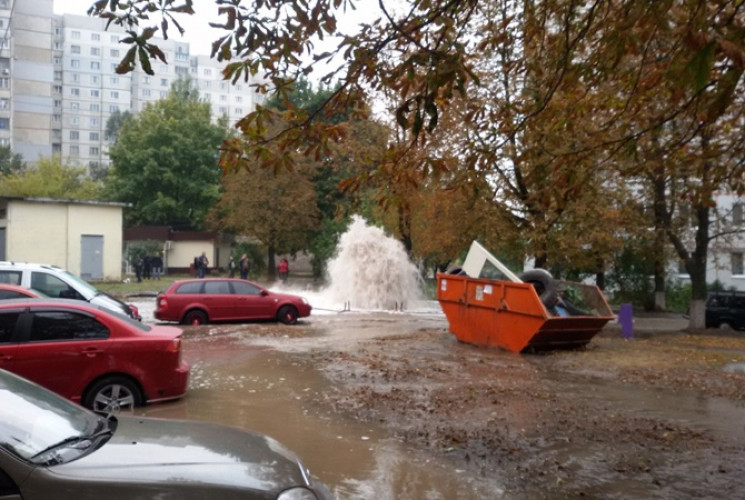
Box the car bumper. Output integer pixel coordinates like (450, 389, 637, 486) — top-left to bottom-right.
(147, 361, 190, 404)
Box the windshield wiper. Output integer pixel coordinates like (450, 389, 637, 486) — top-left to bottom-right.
(31, 421, 114, 463)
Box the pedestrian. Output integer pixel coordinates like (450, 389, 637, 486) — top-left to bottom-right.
(152, 254, 163, 280)
(143, 255, 152, 280)
(134, 257, 143, 283)
(277, 257, 289, 283)
(228, 255, 237, 278)
(197, 251, 209, 278)
(239, 253, 250, 280)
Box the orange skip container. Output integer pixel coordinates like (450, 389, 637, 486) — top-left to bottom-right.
(437, 273, 615, 353)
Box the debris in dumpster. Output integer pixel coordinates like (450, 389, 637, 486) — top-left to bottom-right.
(437, 241, 615, 353)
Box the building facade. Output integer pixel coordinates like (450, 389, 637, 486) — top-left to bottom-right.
(3, 0, 262, 175)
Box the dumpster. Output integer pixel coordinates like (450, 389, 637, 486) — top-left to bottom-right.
(437, 242, 615, 353)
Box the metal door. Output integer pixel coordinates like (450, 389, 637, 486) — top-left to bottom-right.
(81, 235, 104, 280)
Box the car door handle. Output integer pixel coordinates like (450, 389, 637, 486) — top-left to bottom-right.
(82, 348, 104, 357)
(0, 353, 13, 361)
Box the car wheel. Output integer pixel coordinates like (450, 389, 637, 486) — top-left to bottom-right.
(183, 309, 208, 325)
(718, 321, 733, 330)
(84, 376, 142, 412)
(518, 269, 559, 308)
(277, 305, 299, 325)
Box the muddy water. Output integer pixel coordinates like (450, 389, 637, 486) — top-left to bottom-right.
(134, 309, 503, 499)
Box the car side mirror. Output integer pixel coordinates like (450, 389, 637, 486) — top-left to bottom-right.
(260, 290, 269, 296)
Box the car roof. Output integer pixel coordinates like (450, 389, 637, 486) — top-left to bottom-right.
(0, 261, 66, 271)
(0, 283, 43, 297)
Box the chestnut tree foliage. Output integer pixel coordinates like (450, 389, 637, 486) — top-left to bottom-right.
(89, 0, 745, 325)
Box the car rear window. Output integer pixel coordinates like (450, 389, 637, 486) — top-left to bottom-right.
(0, 312, 19, 343)
(204, 281, 230, 294)
(0, 271, 22, 286)
(29, 311, 109, 341)
(176, 282, 203, 294)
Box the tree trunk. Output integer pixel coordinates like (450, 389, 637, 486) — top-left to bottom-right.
(652, 172, 667, 311)
(267, 244, 276, 281)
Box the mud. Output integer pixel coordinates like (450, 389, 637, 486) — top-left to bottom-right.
(135, 300, 745, 499)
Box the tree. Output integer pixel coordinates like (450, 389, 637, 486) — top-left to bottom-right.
(0, 145, 25, 176)
(0, 156, 102, 199)
(105, 109, 133, 142)
(105, 77, 228, 229)
(207, 162, 320, 280)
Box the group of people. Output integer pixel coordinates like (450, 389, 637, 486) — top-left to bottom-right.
(133, 255, 164, 282)
(194, 252, 290, 282)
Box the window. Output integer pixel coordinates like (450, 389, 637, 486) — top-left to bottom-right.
(91, 33, 100, 41)
(54, 71, 62, 80)
(142, 89, 151, 97)
(71, 45, 81, 54)
(109, 105, 119, 112)
(220, 94, 227, 102)
(90, 90, 99, 98)
(110, 49, 119, 58)
(734, 203, 743, 226)
(144, 76, 151, 84)
(52, 129, 61, 138)
(0, 312, 19, 344)
(176, 282, 203, 294)
(0, 78, 8, 89)
(161, 78, 168, 86)
(235, 107, 243, 114)
(204, 68, 212, 77)
(90, 75, 99, 84)
(91, 61, 100, 70)
(71, 59, 80, 68)
(52, 143, 62, 154)
(29, 311, 109, 342)
(219, 106, 227, 114)
(70, 117, 79, 126)
(90, 132, 99, 141)
(110, 34, 119, 43)
(235, 96, 242, 103)
(90, 103, 100, 112)
(0, 98, 8, 109)
(70, 131, 79, 140)
(89, 146, 100, 155)
(110, 91, 119, 99)
(53, 85, 63, 94)
(204, 281, 230, 294)
(70, 145, 79, 156)
(733, 252, 744, 276)
(90, 118, 100, 127)
(54, 56, 61, 65)
(232, 281, 262, 296)
(53, 41, 62, 50)
(52, 114, 60, 123)
(72, 73, 80, 83)
(0, 118, 8, 129)
(175, 66, 188, 75)
(30, 273, 81, 300)
(71, 30, 81, 39)
(54, 100, 61, 108)
(110, 76, 119, 85)
(70, 101, 79, 110)
(70, 88, 80, 97)
(91, 47, 100, 56)
(0, 271, 22, 285)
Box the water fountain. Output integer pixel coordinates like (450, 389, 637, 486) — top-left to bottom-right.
(324, 216, 423, 310)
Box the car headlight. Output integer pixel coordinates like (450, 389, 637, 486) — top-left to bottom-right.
(301, 297, 308, 305)
(277, 487, 318, 500)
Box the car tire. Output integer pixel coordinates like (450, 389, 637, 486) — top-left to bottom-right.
(277, 305, 299, 325)
(84, 376, 142, 412)
(718, 321, 733, 330)
(183, 309, 208, 326)
(518, 269, 559, 308)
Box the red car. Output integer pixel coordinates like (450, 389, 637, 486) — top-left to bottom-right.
(0, 283, 44, 299)
(155, 278, 312, 325)
(0, 299, 189, 412)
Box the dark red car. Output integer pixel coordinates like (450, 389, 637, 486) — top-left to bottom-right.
(0, 299, 189, 412)
(0, 283, 44, 300)
(155, 278, 312, 326)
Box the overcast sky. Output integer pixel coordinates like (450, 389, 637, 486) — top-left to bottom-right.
(54, 0, 222, 55)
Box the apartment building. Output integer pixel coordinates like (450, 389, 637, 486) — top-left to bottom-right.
(3, 0, 262, 175)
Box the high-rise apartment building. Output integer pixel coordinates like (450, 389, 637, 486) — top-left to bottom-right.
(4, 0, 262, 175)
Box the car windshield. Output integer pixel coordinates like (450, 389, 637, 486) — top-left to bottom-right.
(61, 270, 98, 300)
(0, 370, 102, 464)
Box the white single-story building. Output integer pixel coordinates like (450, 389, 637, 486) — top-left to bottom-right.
(0, 197, 127, 281)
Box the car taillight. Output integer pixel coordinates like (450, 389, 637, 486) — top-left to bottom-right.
(167, 338, 181, 354)
(157, 296, 168, 309)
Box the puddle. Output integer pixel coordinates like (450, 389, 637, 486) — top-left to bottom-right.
(135, 329, 503, 499)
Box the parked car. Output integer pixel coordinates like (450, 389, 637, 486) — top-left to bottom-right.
(0, 261, 140, 320)
(0, 369, 333, 500)
(705, 291, 745, 330)
(0, 283, 45, 300)
(0, 299, 189, 411)
(155, 278, 312, 326)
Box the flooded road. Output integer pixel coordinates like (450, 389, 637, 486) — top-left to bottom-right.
(135, 304, 502, 499)
(131, 299, 745, 499)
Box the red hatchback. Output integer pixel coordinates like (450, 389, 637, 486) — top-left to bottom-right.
(155, 278, 312, 325)
(0, 299, 189, 412)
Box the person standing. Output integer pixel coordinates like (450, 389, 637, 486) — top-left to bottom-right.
(134, 257, 143, 283)
(198, 252, 209, 278)
(152, 254, 163, 279)
(277, 258, 289, 283)
(239, 253, 250, 280)
(228, 255, 237, 278)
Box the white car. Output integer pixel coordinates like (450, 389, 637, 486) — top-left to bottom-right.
(0, 262, 140, 320)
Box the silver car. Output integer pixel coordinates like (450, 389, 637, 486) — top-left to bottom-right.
(0, 369, 333, 499)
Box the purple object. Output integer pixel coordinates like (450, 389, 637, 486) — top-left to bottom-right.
(618, 303, 633, 339)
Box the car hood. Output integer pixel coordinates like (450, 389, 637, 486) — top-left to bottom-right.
(52, 417, 310, 493)
(90, 292, 138, 318)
